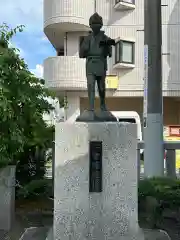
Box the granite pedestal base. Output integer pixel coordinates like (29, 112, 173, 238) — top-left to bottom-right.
(54, 122, 144, 240)
(0, 166, 15, 231)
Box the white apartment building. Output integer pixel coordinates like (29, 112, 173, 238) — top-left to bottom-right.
(43, 0, 180, 125)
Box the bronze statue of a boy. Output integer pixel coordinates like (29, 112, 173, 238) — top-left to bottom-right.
(76, 12, 117, 122)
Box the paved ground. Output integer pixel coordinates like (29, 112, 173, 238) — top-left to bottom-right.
(18, 227, 50, 240)
(0, 204, 53, 240)
(139, 210, 180, 240)
(143, 229, 171, 239)
(1, 209, 180, 240)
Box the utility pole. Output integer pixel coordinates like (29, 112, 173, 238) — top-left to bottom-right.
(143, 0, 164, 177)
(94, 0, 96, 12)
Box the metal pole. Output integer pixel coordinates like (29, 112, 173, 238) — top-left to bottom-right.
(144, 0, 164, 177)
(137, 148, 141, 180)
(166, 149, 176, 178)
(52, 131, 55, 197)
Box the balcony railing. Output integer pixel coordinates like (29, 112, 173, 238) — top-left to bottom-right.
(115, 0, 135, 4)
(44, 56, 87, 91)
(137, 141, 180, 179)
(114, 0, 135, 10)
(44, 0, 93, 32)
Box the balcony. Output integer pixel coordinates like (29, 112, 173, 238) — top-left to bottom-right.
(44, 57, 119, 92)
(44, 56, 87, 91)
(114, 0, 135, 10)
(44, 0, 94, 35)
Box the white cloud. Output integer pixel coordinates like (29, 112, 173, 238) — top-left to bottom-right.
(30, 64, 43, 78)
(0, 0, 54, 77)
(0, 0, 43, 32)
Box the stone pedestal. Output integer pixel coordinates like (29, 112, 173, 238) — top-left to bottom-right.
(0, 166, 15, 231)
(54, 122, 144, 239)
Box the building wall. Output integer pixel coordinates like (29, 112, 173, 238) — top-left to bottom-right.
(80, 97, 180, 125)
(44, 0, 180, 123)
(162, 0, 180, 92)
(44, 0, 180, 95)
(95, 0, 180, 92)
(65, 32, 89, 56)
(96, 0, 144, 91)
(58, 93, 180, 125)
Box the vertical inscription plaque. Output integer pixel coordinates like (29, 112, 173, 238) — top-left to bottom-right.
(89, 141, 102, 192)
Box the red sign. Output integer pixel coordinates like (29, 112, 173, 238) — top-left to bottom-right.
(169, 125, 180, 137)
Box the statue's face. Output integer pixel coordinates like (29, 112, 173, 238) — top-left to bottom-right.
(90, 23, 102, 34)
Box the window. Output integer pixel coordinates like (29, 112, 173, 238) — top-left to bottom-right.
(115, 40, 135, 65)
(115, 0, 135, 4)
(118, 118, 136, 123)
(57, 48, 64, 56)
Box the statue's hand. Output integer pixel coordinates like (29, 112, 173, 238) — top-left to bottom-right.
(99, 39, 116, 47)
(107, 39, 116, 46)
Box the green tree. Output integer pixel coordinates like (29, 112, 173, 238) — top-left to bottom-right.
(0, 23, 55, 169)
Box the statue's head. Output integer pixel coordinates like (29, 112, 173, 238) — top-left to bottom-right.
(89, 12, 103, 34)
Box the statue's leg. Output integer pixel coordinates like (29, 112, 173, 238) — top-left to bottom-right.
(87, 74, 95, 111)
(97, 75, 106, 110)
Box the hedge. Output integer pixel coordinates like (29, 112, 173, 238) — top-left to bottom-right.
(16, 176, 180, 228)
(138, 177, 180, 228)
(139, 177, 180, 208)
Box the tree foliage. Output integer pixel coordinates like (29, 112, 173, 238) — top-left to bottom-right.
(0, 23, 55, 168)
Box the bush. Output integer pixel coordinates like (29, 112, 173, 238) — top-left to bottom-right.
(16, 146, 47, 186)
(139, 177, 180, 209)
(16, 179, 53, 200)
(138, 177, 180, 228)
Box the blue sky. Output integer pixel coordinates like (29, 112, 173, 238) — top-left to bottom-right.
(0, 0, 55, 77)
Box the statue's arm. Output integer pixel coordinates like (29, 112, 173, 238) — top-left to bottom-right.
(108, 45, 112, 58)
(79, 36, 90, 58)
(104, 35, 113, 58)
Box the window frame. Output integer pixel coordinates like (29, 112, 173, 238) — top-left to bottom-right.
(57, 48, 64, 56)
(115, 40, 135, 65)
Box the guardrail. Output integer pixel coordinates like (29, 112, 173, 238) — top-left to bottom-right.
(46, 140, 180, 180)
(137, 141, 180, 179)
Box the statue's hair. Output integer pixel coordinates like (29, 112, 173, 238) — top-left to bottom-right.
(89, 12, 103, 26)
